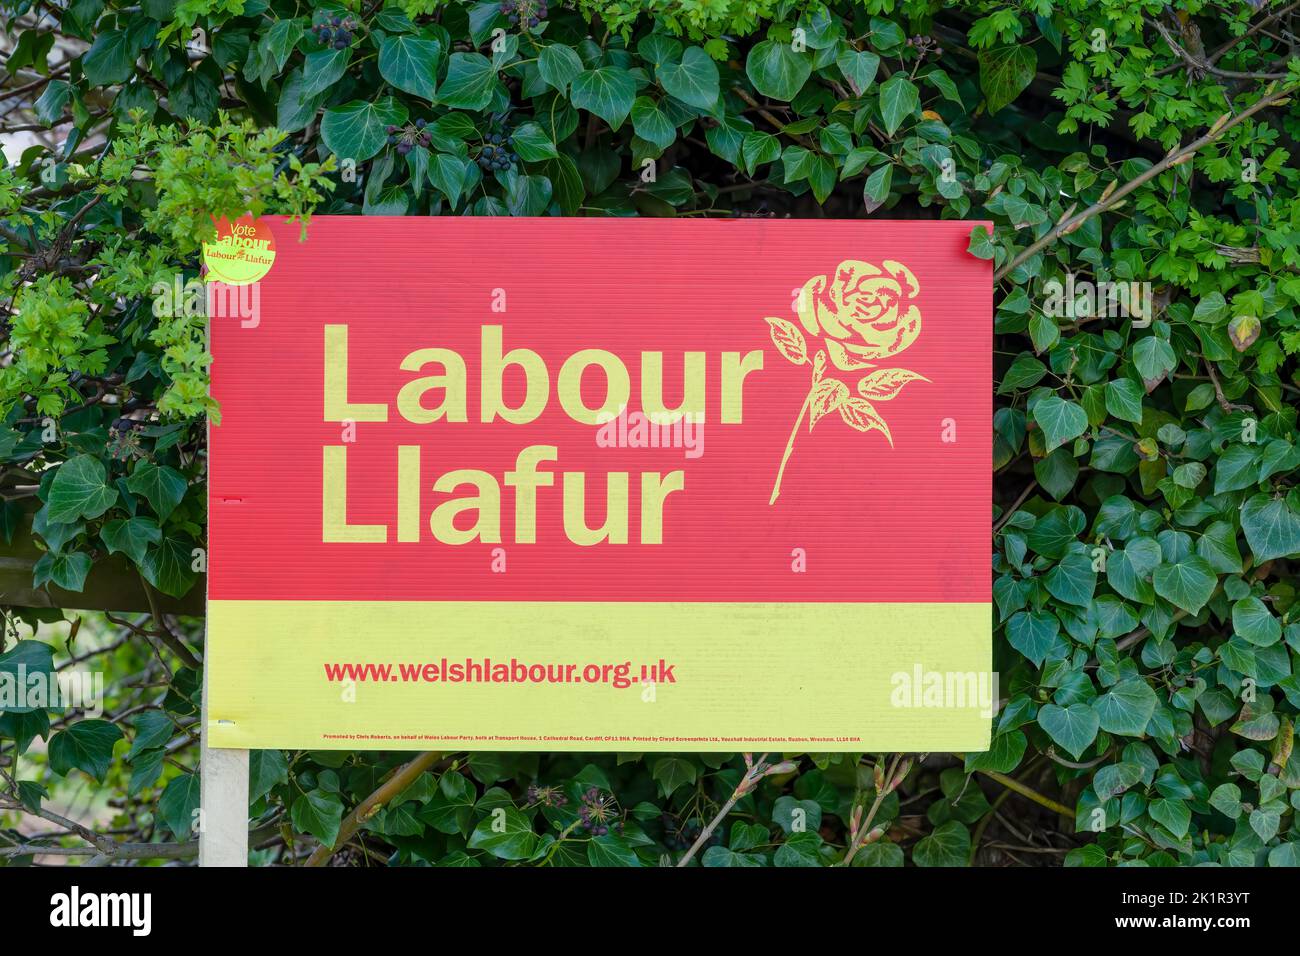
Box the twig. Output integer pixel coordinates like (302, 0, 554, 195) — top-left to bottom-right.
(969, 788, 1012, 864)
(838, 753, 907, 866)
(993, 480, 1037, 535)
(1205, 357, 1250, 413)
(730, 86, 817, 149)
(676, 753, 793, 866)
(994, 80, 1296, 282)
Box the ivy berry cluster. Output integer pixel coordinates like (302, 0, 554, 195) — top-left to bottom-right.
(499, 0, 548, 30)
(386, 118, 431, 156)
(477, 125, 517, 172)
(576, 787, 622, 837)
(312, 13, 359, 49)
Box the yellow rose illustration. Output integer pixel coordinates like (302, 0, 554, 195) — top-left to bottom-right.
(796, 259, 921, 371)
(764, 258, 929, 505)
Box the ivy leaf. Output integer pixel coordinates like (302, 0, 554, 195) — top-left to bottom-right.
(745, 40, 811, 101)
(587, 834, 641, 866)
(100, 516, 162, 564)
(509, 121, 559, 162)
(1214, 444, 1259, 494)
(741, 131, 781, 172)
(545, 155, 585, 215)
(1149, 797, 1191, 838)
(1104, 378, 1144, 425)
(854, 842, 905, 867)
(249, 749, 290, 802)
(301, 47, 351, 97)
(837, 49, 880, 95)
(1093, 679, 1157, 735)
(1044, 550, 1096, 606)
(538, 43, 583, 92)
(1033, 395, 1088, 452)
(437, 52, 499, 110)
(428, 153, 468, 207)
(1227, 315, 1261, 352)
(48, 719, 124, 782)
(0, 640, 54, 715)
(772, 795, 823, 835)
(774, 831, 823, 866)
(651, 756, 696, 798)
(127, 710, 174, 759)
(968, 225, 996, 260)
(1006, 610, 1060, 667)
(467, 805, 539, 860)
(979, 45, 1036, 113)
(1192, 292, 1229, 324)
(702, 845, 765, 867)
(570, 67, 636, 129)
(419, 771, 475, 835)
(1152, 556, 1217, 614)
(1196, 521, 1243, 574)
(81, 30, 137, 86)
(35, 550, 93, 592)
(1093, 762, 1145, 802)
(504, 173, 553, 217)
(1232, 596, 1281, 646)
(657, 46, 719, 109)
(1037, 703, 1099, 759)
(1240, 494, 1300, 563)
(158, 772, 201, 838)
(378, 34, 441, 101)
(912, 820, 970, 866)
(47, 454, 118, 523)
(1250, 806, 1281, 842)
(276, 69, 324, 132)
(141, 535, 199, 598)
(321, 98, 408, 163)
(291, 789, 344, 847)
(863, 163, 893, 208)
(35, 79, 71, 125)
(125, 461, 187, 522)
(964, 730, 1028, 774)
(630, 97, 677, 150)
(878, 74, 919, 136)
(1133, 336, 1177, 391)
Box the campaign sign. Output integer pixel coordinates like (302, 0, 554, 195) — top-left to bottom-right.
(207, 218, 992, 751)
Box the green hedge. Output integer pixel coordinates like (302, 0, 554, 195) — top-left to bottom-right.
(1, 0, 1299, 866)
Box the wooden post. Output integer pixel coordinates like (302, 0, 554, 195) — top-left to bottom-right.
(198, 624, 248, 867)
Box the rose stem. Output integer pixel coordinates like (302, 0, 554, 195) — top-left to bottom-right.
(769, 390, 813, 505)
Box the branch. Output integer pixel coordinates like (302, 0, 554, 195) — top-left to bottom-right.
(138, 572, 203, 669)
(968, 767, 1074, 819)
(0, 821, 282, 861)
(304, 751, 444, 866)
(837, 753, 908, 866)
(675, 753, 797, 866)
(1148, 16, 1292, 80)
(993, 80, 1296, 283)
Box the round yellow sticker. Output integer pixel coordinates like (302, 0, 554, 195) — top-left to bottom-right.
(203, 215, 276, 285)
